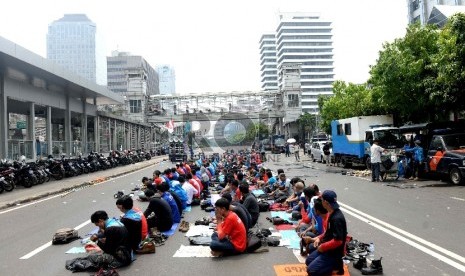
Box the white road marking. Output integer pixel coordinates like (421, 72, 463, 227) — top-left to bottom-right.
(19, 241, 52, 260)
(342, 207, 465, 272)
(340, 202, 465, 265)
(19, 220, 91, 260)
(0, 194, 63, 215)
(450, 196, 465, 202)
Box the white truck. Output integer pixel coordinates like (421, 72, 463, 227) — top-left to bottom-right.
(331, 115, 404, 169)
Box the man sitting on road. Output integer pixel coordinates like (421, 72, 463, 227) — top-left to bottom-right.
(210, 198, 247, 257)
(116, 195, 149, 252)
(303, 190, 347, 276)
(142, 190, 174, 232)
(89, 210, 132, 268)
(157, 182, 181, 223)
(239, 182, 259, 227)
(181, 176, 199, 206)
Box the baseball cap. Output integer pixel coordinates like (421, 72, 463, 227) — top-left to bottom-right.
(322, 190, 340, 209)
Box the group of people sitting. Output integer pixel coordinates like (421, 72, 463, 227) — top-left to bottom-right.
(80, 149, 347, 276)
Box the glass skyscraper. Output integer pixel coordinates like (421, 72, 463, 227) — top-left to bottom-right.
(260, 12, 334, 114)
(47, 14, 107, 85)
(156, 65, 176, 95)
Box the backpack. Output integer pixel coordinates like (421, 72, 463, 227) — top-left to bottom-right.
(52, 228, 79, 245)
(258, 201, 270, 212)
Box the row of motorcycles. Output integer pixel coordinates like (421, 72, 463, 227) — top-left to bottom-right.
(0, 149, 155, 193)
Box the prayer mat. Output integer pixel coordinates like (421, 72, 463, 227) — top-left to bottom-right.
(270, 211, 292, 222)
(275, 224, 295, 231)
(173, 245, 213, 257)
(252, 189, 265, 196)
(279, 230, 300, 250)
(273, 264, 350, 276)
(65, 247, 86, 254)
(184, 206, 192, 212)
(161, 223, 179, 236)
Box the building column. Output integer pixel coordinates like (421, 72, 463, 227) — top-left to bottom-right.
(28, 102, 36, 160)
(0, 75, 7, 159)
(107, 118, 112, 153)
(82, 100, 88, 155)
(128, 124, 132, 150)
(46, 106, 52, 155)
(113, 120, 117, 151)
(95, 116, 100, 152)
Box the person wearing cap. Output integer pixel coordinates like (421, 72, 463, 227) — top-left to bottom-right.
(404, 140, 424, 181)
(370, 139, 386, 182)
(304, 190, 347, 276)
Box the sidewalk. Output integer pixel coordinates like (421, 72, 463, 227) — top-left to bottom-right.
(0, 156, 168, 210)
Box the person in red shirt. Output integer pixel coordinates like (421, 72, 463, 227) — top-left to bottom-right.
(210, 197, 247, 257)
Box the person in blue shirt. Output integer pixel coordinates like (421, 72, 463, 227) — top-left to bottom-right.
(157, 182, 181, 223)
(404, 140, 424, 181)
(265, 171, 277, 193)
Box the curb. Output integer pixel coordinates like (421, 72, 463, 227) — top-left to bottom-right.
(0, 157, 168, 211)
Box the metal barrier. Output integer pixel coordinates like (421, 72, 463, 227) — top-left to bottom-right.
(7, 140, 34, 160)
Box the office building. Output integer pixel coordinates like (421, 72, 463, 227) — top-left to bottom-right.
(261, 12, 334, 114)
(156, 65, 176, 95)
(47, 14, 107, 85)
(408, 0, 465, 25)
(259, 34, 279, 91)
(107, 51, 159, 123)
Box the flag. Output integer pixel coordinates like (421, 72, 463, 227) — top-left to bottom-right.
(166, 119, 174, 134)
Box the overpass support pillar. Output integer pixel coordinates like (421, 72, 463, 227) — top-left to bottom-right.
(64, 95, 72, 155)
(27, 102, 36, 160)
(0, 75, 7, 159)
(46, 106, 52, 155)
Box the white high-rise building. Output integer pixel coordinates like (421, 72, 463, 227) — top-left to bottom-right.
(259, 34, 278, 91)
(408, 0, 465, 25)
(47, 14, 107, 85)
(156, 65, 176, 95)
(274, 12, 334, 114)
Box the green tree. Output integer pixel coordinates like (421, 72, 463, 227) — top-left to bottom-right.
(297, 112, 316, 141)
(245, 122, 269, 141)
(368, 23, 441, 123)
(432, 13, 465, 119)
(318, 81, 376, 133)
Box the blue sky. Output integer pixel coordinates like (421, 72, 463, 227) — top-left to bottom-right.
(0, 0, 408, 94)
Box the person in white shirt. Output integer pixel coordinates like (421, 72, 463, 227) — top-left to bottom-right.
(180, 176, 198, 205)
(370, 139, 385, 182)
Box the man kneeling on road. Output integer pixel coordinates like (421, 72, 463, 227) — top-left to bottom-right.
(303, 190, 347, 276)
(89, 210, 132, 269)
(210, 197, 247, 257)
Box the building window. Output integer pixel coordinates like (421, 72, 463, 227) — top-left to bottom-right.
(344, 123, 351, 135)
(129, 100, 142, 113)
(411, 0, 420, 11)
(337, 124, 343, 135)
(288, 94, 299, 108)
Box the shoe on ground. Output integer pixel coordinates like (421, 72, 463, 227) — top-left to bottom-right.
(361, 257, 383, 275)
(409, 177, 414, 180)
(414, 177, 419, 181)
(353, 256, 367, 270)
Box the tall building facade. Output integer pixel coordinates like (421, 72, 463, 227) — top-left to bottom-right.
(47, 14, 107, 85)
(107, 51, 159, 123)
(260, 12, 334, 114)
(107, 51, 159, 95)
(156, 65, 176, 95)
(259, 34, 278, 91)
(408, 0, 465, 25)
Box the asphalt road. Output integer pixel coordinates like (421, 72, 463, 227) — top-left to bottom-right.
(0, 150, 464, 276)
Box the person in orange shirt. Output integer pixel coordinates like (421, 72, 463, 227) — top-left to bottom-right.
(210, 198, 247, 257)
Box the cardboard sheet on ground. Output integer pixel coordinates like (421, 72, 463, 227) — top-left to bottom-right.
(252, 189, 265, 196)
(161, 223, 179, 236)
(274, 263, 351, 276)
(173, 245, 213, 257)
(65, 247, 86, 254)
(279, 230, 301, 250)
(185, 225, 214, 237)
(270, 211, 292, 222)
(211, 194, 221, 206)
